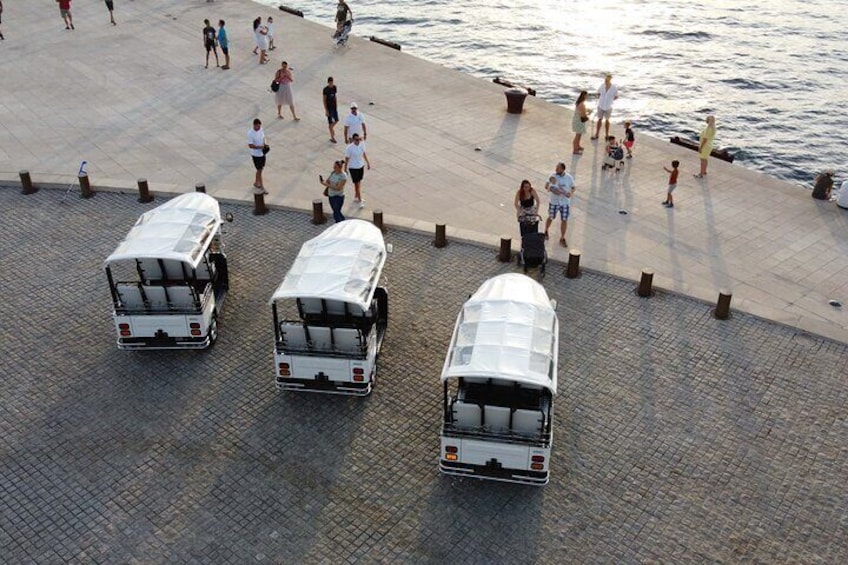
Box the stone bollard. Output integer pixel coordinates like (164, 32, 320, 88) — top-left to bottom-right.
(714, 291, 732, 320)
(195, 183, 206, 193)
(565, 249, 581, 279)
(79, 173, 94, 199)
(372, 209, 385, 233)
(434, 223, 447, 248)
(312, 199, 326, 224)
(253, 192, 269, 216)
(20, 170, 37, 195)
(137, 178, 154, 203)
(637, 269, 654, 297)
(498, 236, 512, 262)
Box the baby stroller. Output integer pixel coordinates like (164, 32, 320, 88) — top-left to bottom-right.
(602, 144, 625, 171)
(333, 20, 352, 47)
(517, 217, 547, 277)
(518, 210, 539, 237)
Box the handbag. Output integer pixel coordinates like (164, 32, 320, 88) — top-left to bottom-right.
(323, 186, 329, 197)
(262, 144, 270, 155)
(270, 80, 280, 92)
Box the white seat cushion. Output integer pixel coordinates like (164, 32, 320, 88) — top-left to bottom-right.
(453, 402, 481, 428)
(485, 405, 511, 432)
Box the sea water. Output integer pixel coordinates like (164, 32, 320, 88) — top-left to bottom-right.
(256, 0, 848, 186)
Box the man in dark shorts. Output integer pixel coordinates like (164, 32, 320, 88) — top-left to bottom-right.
(335, 0, 353, 30)
(323, 77, 339, 143)
(217, 20, 230, 69)
(247, 119, 268, 194)
(202, 19, 219, 68)
(105, 0, 116, 25)
(344, 133, 371, 207)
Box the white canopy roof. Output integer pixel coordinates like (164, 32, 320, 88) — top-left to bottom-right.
(440, 274, 559, 393)
(104, 193, 222, 269)
(270, 220, 386, 311)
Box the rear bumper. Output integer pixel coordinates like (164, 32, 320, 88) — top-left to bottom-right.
(439, 460, 548, 486)
(117, 335, 210, 350)
(275, 376, 372, 396)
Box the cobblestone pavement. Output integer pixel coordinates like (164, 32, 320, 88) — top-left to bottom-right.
(1, 187, 846, 564)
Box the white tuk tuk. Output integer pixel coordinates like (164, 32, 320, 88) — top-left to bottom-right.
(439, 274, 559, 485)
(270, 220, 388, 396)
(104, 193, 229, 350)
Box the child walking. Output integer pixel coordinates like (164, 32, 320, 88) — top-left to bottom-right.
(662, 160, 679, 208)
(623, 120, 635, 158)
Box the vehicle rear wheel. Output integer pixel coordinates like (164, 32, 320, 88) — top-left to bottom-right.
(208, 316, 219, 346)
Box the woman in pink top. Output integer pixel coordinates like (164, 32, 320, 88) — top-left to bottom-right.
(273, 61, 300, 120)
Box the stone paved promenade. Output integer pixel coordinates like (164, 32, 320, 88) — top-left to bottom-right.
(1, 0, 847, 342)
(1, 187, 847, 563)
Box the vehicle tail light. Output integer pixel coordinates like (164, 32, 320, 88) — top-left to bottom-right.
(531, 455, 545, 463)
(278, 362, 290, 376)
(445, 446, 458, 453)
(189, 322, 201, 329)
(118, 323, 131, 337)
(445, 445, 458, 461)
(445, 453, 458, 461)
(352, 367, 365, 382)
(531, 463, 544, 470)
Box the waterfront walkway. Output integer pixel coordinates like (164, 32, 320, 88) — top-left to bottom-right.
(1, 0, 846, 341)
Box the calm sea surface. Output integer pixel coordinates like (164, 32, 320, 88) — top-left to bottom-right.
(256, 0, 848, 186)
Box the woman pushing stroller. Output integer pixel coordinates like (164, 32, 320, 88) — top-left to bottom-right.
(514, 180, 541, 236)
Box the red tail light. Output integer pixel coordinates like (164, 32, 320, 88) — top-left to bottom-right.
(352, 367, 365, 382)
(189, 322, 201, 329)
(445, 446, 458, 454)
(118, 323, 131, 336)
(531, 455, 545, 463)
(352, 368, 364, 375)
(278, 362, 291, 376)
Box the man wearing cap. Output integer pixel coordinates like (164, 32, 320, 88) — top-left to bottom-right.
(343, 102, 367, 145)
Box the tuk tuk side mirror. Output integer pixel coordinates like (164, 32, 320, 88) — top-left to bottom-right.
(225, 212, 234, 223)
(386, 243, 393, 253)
(550, 299, 558, 311)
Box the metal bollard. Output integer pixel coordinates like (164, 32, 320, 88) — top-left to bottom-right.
(372, 209, 385, 233)
(714, 291, 732, 320)
(137, 178, 154, 203)
(434, 223, 447, 248)
(79, 173, 94, 199)
(498, 236, 512, 262)
(253, 193, 269, 216)
(195, 183, 206, 193)
(312, 199, 326, 224)
(20, 170, 37, 195)
(565, 249, 581, 279)
(637, 269, 654, 297)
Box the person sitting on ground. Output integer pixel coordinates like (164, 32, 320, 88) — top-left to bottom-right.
(811, 170, 834, 200)
(835, 178, 848, 210)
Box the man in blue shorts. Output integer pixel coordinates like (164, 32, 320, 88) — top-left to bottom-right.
(544, 162, 575, 247)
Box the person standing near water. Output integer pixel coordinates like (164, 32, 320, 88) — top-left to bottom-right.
(572, 90, 590, 155)
(592, 74, 617, 141)
(694, 115, 716, 178)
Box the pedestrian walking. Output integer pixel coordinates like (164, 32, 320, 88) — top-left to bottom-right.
(217, 20, 230, 69)
(592, 74, 618, 140)
(623, 120, 635, 158)
(543, 162, 575, 247)
(514, 179, 540, 236)
(694, 115, 716, 178)
(662, 160, 680, 208)
(252, 17, 260, 55)
(57, 0, 74, 30)
(571, 90, 590, 155)
(0, 0, 5, 40)
(104, 0, 116, 25)
(273, 61, 300, 120)
(203, 19, 219, 68)
(267, 16, 276, 50)
(323, 77, 339, 143)
(343, 102, 367, 144)
(320, 160, 348, 222)
(256, 21, 270, 64)
(248, 119, 268, 194)
(335, 0, 353, 32)
(344, 133, 371, 207)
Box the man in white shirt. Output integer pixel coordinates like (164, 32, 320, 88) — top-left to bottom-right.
(592, 73, 618, 141)
(343, 102, 367, 144)
(247, 118, 268, 194)
(344, 133, 371, 207)
(543, 162, 576, 247)
(267, 16, 276, 50)
(836, 179, 848, 210)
